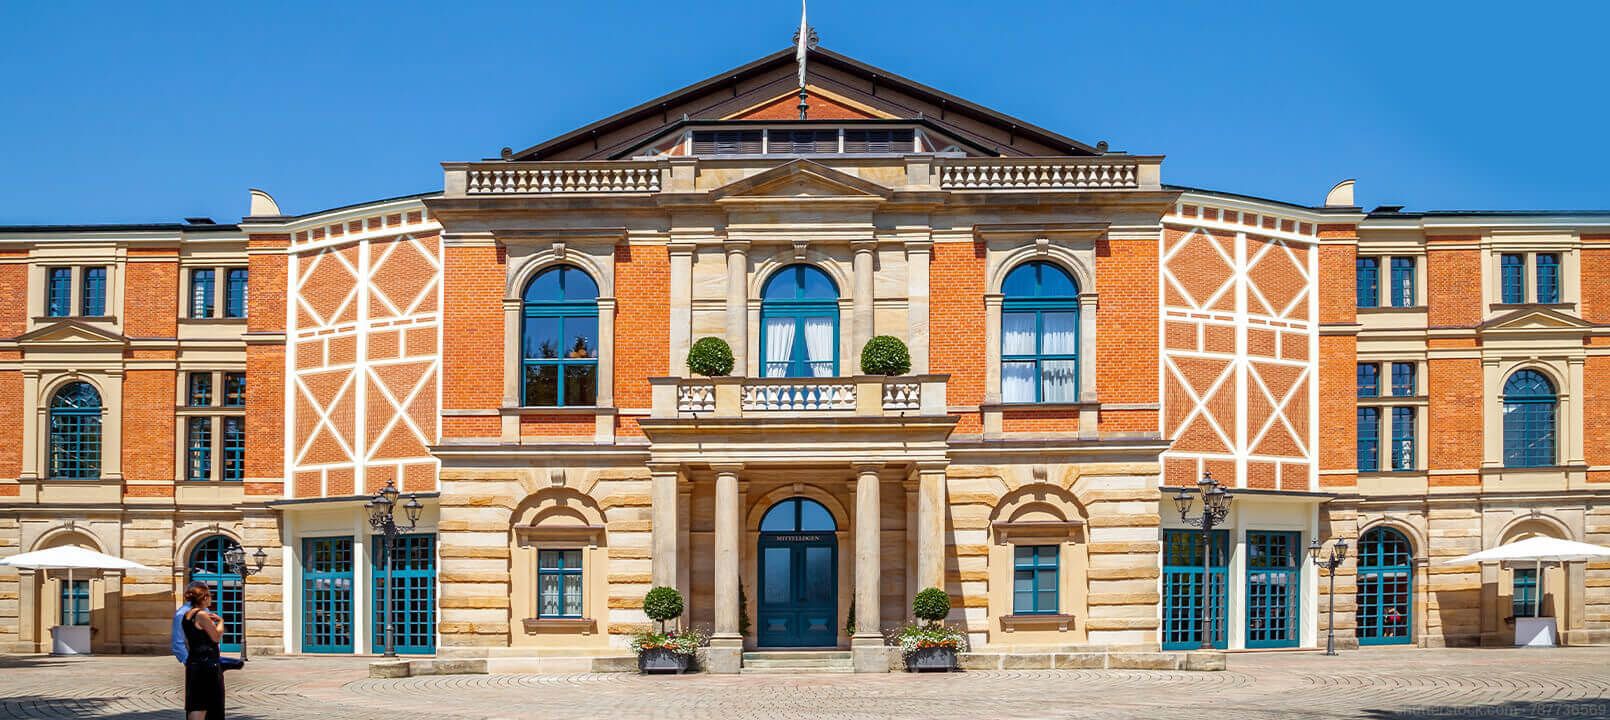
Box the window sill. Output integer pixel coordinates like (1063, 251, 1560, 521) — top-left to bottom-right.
(33, 315, 117, 323)
(1357, 306, 1426, 313)
(502, 406, 615, 417)
(999, 614, 1074, 632)
(179, 317, 247, 324)
(982, 402, 1095, 412)
(522, 617, 596, 634)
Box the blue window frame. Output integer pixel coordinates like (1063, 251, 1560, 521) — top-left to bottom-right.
(1355, 257, 1379, 308)
(190, 269, 215, 318)
(1355, 527, 1413, 645)
(1500, 253, 1526, 304)
(222, 417, 244, 482)
(1503, 369, 1556, 468)
(1391, 407, 1415, 470)
(60, 578, 90, 626)
(302, 536, 354, 653)
(1246, 531, 1301, 648)
(1389, 257, 1416, 307)
(46, 267, 72, 317)
(188, 372, 212, 407)
(1357, 407, 1380, 471)
(1536, 254, 1560, 304)
(223, 372, 246, 407)
(760, 265, 840, 378)
(48, 382, 101, 479)
(186, 417, 212, 481)
(1162, 529, 1228, 650)
(1001, 262, 1079, 403)
(224, 268, 248, 318)
(1390, 362, 1415, 397)
(1512, 567, 1539, 618)
(537, 549, 584, 618)
(81, 267, 106, 316)
(1356, 363, 1379, 398)
(521, 265, 598, 406)
(372, 534, 436, 654)
(189, 535, 244, 652)
(1012, 545, 1059, 615)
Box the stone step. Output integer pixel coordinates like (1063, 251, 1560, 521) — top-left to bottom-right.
(739, 666, 856, 674)
(740, 658, 854, 668)
(742, 651, 852, 661)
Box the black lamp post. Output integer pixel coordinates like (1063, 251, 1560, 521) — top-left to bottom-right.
(221, 544, 268, 660)
(1174, 471, 1233, 650)
(1308, 537, 1349, 656)
(366, 479, 423, 658)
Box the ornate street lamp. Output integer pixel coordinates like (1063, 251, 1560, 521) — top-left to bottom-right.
(367, 479, 422, 657)
(222, 544, 268, 659)
(1174, 471, 1233, 650)
(1308, 537, 1349, 656)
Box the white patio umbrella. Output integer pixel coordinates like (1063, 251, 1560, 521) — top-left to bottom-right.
(1, 545, 153, 654)
(1442, 536, 1610, 619)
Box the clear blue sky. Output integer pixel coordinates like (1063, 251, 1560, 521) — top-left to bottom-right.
(3, 1, 1606, 224)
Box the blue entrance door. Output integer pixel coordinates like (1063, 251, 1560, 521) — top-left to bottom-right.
(757, 498, 838, 647)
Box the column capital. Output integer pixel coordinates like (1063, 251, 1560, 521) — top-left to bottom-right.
(723, 239, 751, 254)
(851, 239, 879, 254)
(667, 241, 697, 256)
(708, 462, 745, 476)
(904, 239, 934, 255)
(647, 462, 682, 476)
(851, 462, 884, 476)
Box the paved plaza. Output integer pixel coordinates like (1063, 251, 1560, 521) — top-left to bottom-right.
(2, 647, 1609, 719)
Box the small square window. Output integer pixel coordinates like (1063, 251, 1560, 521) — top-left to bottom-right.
(537, 549, 584, 618)
(1390, 362, 1415, 397)
(188, 373, 213, 407)
(1012, 545, 1059, 615)
(223, 372, 246, 407)
(1357, 363, 1380, 398)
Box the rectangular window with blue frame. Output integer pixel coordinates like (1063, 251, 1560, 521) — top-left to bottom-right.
(1389, 257, 1416, 307)
(60, 578, 90, 626)
(224, 268, 248, 318)
(186, 417, 212, 481)
(46, 267, 72, 317)
(1357, 407, 1381, 471)
(302, 536, 355, 653)
(1391, 407, 1415, 470)
(1536, 254, 1560, 304)
(190, 269, 215, 318)
(371, 534, 437, 654)
(223, 372, 246, 407)
(188, 372, 213, 407)
(1357, 363, 1379, 398)
(1355, 257, 1379, 308)
(1012, 545, 1059, 615)
(222, 416, 244, 481)
(1500, 253, 1526, 304)
(1513, 568, 1539, 618)
(1390, 362, 1415, 397)
(1162, 529, 1228, 650)
(1246, 531, 1301, 648)
(537, 549, 584, 618)
(80, 267, 106, 316)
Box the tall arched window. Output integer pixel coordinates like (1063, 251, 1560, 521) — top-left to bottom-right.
(1503, 369, 1557, 468)
(1001, 261, 1079, 403)
(49, 382, 102, 479)
(1355, 527, 1413, 645)
(760, 265, 839, 378)
(189, 535, 244, 652)
(521, 265, 599, 406)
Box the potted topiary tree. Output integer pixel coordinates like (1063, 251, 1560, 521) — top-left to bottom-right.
(687, 337, 735, 377)
(632, 586, 705, 673)
(860, 335, 912, 376)
(897, 587, 967, 672)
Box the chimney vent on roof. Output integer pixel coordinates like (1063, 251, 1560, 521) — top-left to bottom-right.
(184, 217, 216, 225)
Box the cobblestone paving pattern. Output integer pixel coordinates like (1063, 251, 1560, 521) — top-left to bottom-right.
(2, 647, 1608, 719)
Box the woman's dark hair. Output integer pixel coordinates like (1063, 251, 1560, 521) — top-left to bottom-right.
(184, 581, 211, 606)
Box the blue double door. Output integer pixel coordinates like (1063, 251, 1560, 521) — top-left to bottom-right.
(757, 534, 838, 647)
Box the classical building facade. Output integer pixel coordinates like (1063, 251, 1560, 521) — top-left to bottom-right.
(2, 47, 1607, 669)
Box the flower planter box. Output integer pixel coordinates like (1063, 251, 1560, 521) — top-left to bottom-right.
(637, 647, 691, 674)
(906, 645, 957, 672)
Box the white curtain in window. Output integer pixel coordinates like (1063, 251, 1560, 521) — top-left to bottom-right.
(764, 318, 796, 377)
(804, 317, 835, 377)
(1002, 313, 1036, 355)
(1041, 312, 1077, 355)
(1002, 361, 1035, 403)
(538, 574, 560, 617)
(1041, 360, 1078, 403)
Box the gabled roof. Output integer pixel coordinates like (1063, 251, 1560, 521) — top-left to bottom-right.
(508, 47, 1104, 161)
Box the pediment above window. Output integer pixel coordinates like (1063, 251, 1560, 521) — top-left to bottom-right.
(14, 320, 129, 349)
(1480, 307, 1597, 334)
(706, 159, 892, 204)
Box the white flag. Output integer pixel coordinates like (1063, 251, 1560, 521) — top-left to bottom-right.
(796, 0, 808, 89)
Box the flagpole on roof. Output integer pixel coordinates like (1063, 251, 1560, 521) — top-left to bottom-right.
(796, 0, 811, 119)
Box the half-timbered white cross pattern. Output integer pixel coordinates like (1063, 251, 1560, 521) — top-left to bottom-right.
(1246, 361, 1311, 459)
(1163, 355, 1236, 454)
(366, 234, 441, 320)
(1162, 228, 1235, 312)
(1245, 236, 1311, 321)
(293, 247, 360, 330)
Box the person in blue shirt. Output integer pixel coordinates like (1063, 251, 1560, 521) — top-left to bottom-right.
(173, 581, 208, 663)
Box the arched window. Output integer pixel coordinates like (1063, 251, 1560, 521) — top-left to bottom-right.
(1001, 261, 1079, 403)
(759, 497, 837, 532)
(521, 266, 599, 406)
(760, 265, 839, 378)
(1503, 369, 1557, 468)
(1355, 527, 1413, 645)
(188, 535, 244, 652)
(48, 382, 102, 479)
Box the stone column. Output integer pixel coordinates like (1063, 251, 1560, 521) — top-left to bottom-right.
(649, 464, 680, 589)
(852, 240, 877, 359)
(668, 242, 695, 375)
(852, 463, 887, 672)
(915, 462, 947, 591)
(905, 240, 932, 374)
(707, 463, 744, 673)
(724, 242, 750, 375)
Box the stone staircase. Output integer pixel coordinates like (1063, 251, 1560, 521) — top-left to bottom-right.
(739, 650, 854, 674)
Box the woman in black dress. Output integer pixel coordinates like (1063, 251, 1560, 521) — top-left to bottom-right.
(181, 583, 226, 720)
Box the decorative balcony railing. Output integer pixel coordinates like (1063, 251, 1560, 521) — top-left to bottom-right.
(650, 375, 948, 419)
(461, 161, 662, 195)
(933, 157, 1159, 191)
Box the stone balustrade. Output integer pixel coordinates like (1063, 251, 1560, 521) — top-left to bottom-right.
(933, 156, 1160, 191)
(456, 161, 663, 195)
(649, 375, 948, 419)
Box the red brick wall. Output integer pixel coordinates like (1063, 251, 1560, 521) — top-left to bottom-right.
(121, 370, 174, 481)
(1317, 335, 1357, 485)
(1426, 242, 1481, 327)
(0, 366, 20, 487)
(1581, 240, 1610, 323)
(245, 234, 288, 494)
(124, 250, 178, 338)
(735, 93, 874, 121)
(1585, 353, 1610, 472)
(0, 252, 27, 337)
(441, 245, 505, 428)
(1428, 350, 1482, 485)
(1095, 237, 1158, 412)
(929, 240, 986, 434)
(613, 243, 668, 419)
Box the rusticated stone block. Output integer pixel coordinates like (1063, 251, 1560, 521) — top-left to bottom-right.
(956, 652, 1001, 670)
(368, 660, 411, 678)
(1107, 652, 1181, 670)
(1053, 652, 1105, 669)
(1181, 651, 1225, 671)
(1000, 653, 1053, 669)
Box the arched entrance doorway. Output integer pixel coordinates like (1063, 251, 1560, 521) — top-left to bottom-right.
(1355, 527, 1413, 645)
(756, 498, 837, 647)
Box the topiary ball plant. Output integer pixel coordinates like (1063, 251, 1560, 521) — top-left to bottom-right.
(686, 337, 735, 377)
(912, 587, 951, 625)
(860, 335, 912, 376)
(643, 586, 685, 632)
